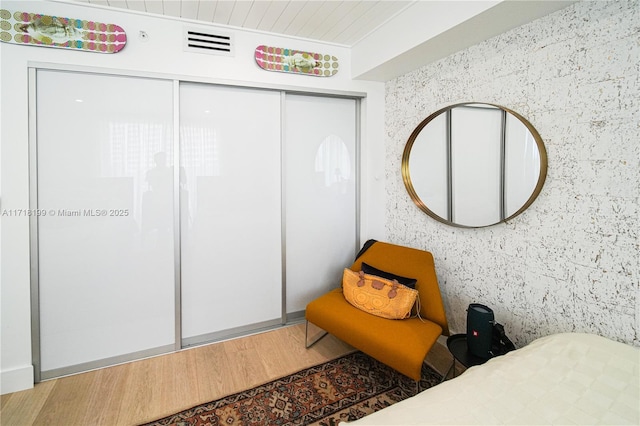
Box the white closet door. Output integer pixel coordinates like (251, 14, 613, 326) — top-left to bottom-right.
(284, 95, 357, 314)
(180, 84, 282, 344)
(36, 70, 175, 378)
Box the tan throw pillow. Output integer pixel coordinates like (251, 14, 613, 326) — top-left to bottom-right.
(342, 268, 418, 320)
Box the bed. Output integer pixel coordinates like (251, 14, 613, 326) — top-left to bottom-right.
(344, 333, 639, 425)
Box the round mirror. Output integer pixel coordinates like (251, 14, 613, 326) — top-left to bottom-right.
(402, 103, 547, 228)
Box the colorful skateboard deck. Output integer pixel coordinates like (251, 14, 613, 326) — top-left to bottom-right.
(255, 45, 338, 77)
(0, 9, 126, 53)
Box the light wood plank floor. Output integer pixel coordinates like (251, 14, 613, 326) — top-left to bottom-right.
(1, 323, 456, 426)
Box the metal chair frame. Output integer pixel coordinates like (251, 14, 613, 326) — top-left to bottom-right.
(304, 320, 328, 348)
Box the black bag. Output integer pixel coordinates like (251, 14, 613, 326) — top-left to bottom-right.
(491, 322, 515, 356)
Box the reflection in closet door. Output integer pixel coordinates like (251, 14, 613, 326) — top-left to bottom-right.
(505, 114, 541, 217)
(409, 113, 448, 220)
(180, 83, 282, 346)
(35, 70, 176, 380)
(284, 95, 357, 316)
(451, 106, 502, 226)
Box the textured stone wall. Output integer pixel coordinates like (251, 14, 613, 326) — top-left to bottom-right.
(385, 0, 639, 347)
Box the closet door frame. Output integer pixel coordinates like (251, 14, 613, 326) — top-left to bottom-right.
(281, 93, 361, 320)
(28, 68, 179, 382)
(28, 62, 364, 382)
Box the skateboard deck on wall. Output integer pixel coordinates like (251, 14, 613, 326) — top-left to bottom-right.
(0, 9, 126, 53)
(255, 45, 338, 77)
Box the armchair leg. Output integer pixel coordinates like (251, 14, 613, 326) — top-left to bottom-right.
(305, 321, 329, 349)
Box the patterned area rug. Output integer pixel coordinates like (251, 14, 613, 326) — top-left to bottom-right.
(142, 351, 442, 426)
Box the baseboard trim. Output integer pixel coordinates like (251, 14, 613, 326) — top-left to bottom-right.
(39, 344, 176, 381)
(182, 318, 284, 348)
(1, 365, 34, 395)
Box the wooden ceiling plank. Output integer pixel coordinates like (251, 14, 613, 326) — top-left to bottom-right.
(270, 1, 306, 34)
(64, 0, 418, 46)
(107, 0, 129, 10)
(318, 0, 375, 43)
(88, 0, 110, 6)
(181, 0, 200, 19)
(256, 1, 290, 32)
(280, 1, 324, 36)
(144, 0, 165, 15)
(213, 1, 235, 25)
(126, 0, 147, 12)
(333, 1, 411, 45)
(242, 1, 272, 29)
(293, 1, 341, 40)
(197, 0, 217, 21)
(227, 1, 253, 27)
(162, 0, 182, 17)
(307, 1, 359, 41)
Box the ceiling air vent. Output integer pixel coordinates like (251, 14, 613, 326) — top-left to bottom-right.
(184, 27, 233, 56)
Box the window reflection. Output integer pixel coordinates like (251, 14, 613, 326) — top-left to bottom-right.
(180, 125, 220, 231)
(101, 122, 225, 239)
(314, 135, 351, 194)
(104, 121, 172, 229)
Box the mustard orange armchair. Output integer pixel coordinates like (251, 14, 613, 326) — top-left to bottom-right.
(305, 241, 449, 381)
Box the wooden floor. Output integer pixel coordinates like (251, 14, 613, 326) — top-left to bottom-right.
(1, 323, 457, 426)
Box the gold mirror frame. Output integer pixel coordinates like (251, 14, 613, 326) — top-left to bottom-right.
(401, 102, 548, 228)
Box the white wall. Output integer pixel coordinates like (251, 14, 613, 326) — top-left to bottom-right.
(385, 0, 639, 348)
(352, 0, 499, 80)
(351, 0, 576, 81)
(0, 0, 386, 393)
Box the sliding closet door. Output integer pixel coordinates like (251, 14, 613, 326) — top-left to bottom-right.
(180, 84, 282, 345)
(36, 70, 175, 379)
(284, 95, 357, 315)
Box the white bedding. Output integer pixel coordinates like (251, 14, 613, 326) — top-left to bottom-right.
(345, 333, 639, 425)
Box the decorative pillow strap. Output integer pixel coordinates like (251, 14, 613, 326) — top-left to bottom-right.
(357, 271, 365, 287)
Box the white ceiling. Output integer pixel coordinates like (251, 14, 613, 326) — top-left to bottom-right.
(65, 0, 415, 46)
